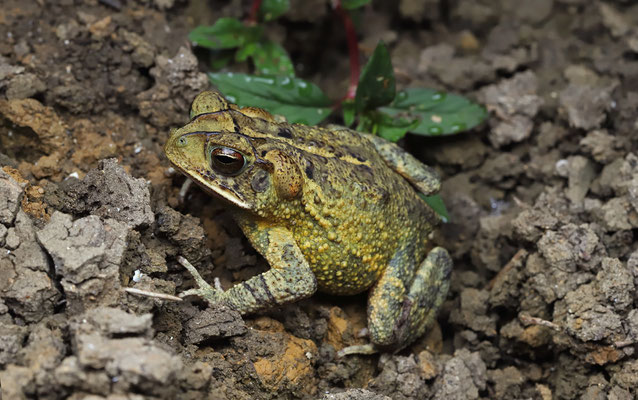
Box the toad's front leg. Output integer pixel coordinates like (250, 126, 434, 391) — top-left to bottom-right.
(179, 224, 317, 315)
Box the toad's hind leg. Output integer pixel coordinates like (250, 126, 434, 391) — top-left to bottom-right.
(363, 133, 441, 196)
(339, 247, 452, 356)
(399, 247, 452, 345)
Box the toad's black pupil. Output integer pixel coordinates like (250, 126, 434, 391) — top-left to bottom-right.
(216, 155, 236, 164)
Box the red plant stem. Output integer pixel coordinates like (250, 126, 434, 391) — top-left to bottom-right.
(247, 0, 263, 24)
(333, 0, 360, 100)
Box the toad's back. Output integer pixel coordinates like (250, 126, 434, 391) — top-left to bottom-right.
(241, 118, 439, 295)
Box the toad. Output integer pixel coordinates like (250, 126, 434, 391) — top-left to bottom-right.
(164, 91, 452, 354)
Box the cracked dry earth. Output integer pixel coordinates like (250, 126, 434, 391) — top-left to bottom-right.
(2, 0, 638, 399)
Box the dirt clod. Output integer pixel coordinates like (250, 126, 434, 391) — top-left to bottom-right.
(580, 130, 624, 164)
(564, 155, 596, 204)
(183, 304, 247, 344)
(480, 71, 543, 147)
(1, 210, 60, 322)
(431, 349, 487, 400)
(559, 81, 618, 130)
(70, 308, 183, 397)
(137, 46, 208, 128)
(59, 158, 154, 229)
(37, 211, 128, 315)
(0, 167, 25, 225)
(369, 354, 429, 399)
(0, 323, 28, 366)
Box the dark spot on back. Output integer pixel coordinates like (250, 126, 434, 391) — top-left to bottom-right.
(359, 164, 373, 175)
(231, 115, 241, 133)
(278, 128, 293, 138)
(261, 150, 268, 157)
(305, 160, 315, 180)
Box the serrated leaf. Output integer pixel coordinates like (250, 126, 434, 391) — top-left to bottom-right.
(342, 0, 371, 9)
(259, 0, 290, 21)
(189, 18, 262, 50)
(249, 41, 295, 77)
(208, 72, 332, 125)
(421, 194, 449, 222)
(380, 88, 487, 136)
(355, 41, 396, 112)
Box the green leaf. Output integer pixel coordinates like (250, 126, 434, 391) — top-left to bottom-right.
(189, 18, 262, 50)
(375, 115, 419, 142)
(342, 0, 371, 9)
(421, 194, 449, 222)
(342, 99, 356, 127)
(249, 41, 295, 77)
(208, 72, 332, 125)
(235, 42, 258, 62)
(380, 88, 487, 136)
(355, 41, 396, 112)
(235, 41, 294, 76)
(259, 0, 290, 21)
(356, 111, 417, 142)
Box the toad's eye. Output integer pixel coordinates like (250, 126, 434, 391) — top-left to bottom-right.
(209, 146, 247, 176)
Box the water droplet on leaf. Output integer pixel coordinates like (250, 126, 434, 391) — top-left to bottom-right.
(450, 123, 466, 132)
(431, 92, 445, 101)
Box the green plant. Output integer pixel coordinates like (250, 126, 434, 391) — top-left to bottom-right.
(188, 0, 489, 221)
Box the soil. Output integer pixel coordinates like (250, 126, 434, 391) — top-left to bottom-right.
(2, 0, 638, 399)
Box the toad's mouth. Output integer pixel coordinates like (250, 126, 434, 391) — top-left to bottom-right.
(170, 162, 252, 210)
(196, 178, 251, 210)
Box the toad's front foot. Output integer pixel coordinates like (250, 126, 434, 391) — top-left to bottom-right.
(177, 256, 225, 305)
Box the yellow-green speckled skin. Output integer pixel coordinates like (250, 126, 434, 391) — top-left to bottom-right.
(165, 91, 452, 351)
